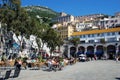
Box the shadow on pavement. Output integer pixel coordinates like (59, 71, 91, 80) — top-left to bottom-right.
(115, 77, 120, 80)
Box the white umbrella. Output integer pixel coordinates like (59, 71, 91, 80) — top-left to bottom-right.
(79, 54, 86, 57)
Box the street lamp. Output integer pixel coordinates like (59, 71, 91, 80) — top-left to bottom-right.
(94, 44, 96, 47)
(94, 43, 96, 54)
(115, 43, 118, 54)
(115, 43, 118, 61)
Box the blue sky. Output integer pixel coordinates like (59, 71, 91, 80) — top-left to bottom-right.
(21, 0, 120, 16)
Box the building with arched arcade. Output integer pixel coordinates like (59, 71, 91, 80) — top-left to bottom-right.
(67, 27, 120, 59)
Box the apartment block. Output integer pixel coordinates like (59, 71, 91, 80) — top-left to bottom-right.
(53, 12, 74, 23)
(52, 23, 75, 40)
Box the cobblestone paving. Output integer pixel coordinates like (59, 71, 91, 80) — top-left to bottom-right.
(11, 60, 120, 80)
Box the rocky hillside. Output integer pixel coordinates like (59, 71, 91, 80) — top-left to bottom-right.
(23, 6, 59, 19)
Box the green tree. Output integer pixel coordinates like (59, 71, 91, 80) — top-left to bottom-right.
(100, 38, 106, 44)
(69, 37, 80, 47)
(69, 37, 80, 58)
(42, 28, 62, 55)
(0, 0, 39, 52)
(0, 0, 62, 57)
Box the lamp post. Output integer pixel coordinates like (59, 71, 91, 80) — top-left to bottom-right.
(115, 43, 118, 61)
(94, 44, 96, 54)
(115, 43, 118, 55)
(94, 43, 97, 60)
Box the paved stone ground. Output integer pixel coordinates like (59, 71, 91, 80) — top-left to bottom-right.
(9, 60, 120, 80)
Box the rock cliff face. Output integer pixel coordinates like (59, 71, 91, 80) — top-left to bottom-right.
(23, 6, 59, 18)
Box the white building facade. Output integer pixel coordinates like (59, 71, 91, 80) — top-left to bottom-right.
(94, 16, 120, 29)
(67, 27, 120, 59)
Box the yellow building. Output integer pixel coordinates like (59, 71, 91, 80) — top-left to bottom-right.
(56, 24, 75, 40)
(52, 23, 75, 40)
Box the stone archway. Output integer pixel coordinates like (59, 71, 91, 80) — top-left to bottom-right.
(96, 45, 104, 50)
(70, 47, 76, 57)
(87, 46, 94, 53)
(96, 45, 104, 53)
(86, 46, 95, 60)
(96, 45, 104, 59)
(107, 45, 116, 59)
(78, 46, 85, 54)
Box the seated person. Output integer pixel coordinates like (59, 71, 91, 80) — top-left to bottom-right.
(63, 58, 69, 65)
(14, 59, 22, 70)
(51, 58, 59, 67)
(69, 57, 75, 65)
(46, 59, 53, 70)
